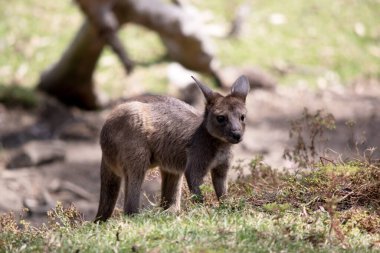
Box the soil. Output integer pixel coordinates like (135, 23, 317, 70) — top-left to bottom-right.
(1, 81, 379, 224)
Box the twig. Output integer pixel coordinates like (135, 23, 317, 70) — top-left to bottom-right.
(304, 196, 320, 207)
(143, 192, 158, 207)
(320, 156, 336, 166)
(336, 191, 354, 203)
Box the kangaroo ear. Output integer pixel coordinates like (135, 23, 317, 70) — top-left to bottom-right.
(231, 75, 250, 102)
(191, 76, 217, 103)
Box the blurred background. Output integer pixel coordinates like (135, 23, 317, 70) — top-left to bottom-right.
(0, 0, 379, 223)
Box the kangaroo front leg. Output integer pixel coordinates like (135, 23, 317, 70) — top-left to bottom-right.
(211, 163, 229, 201)
(185, 161, 208, 202)
(160, 171, 183, 213)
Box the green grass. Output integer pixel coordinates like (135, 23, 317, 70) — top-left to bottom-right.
(204, 0, 380, 81)
(1, 204, 379, 252)
(0, 1, 80, 87)
(1, 0, 379, 99)
(1, 162, 379, 252)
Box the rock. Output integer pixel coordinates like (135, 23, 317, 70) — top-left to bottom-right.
(48, 179, 95, 201)
(58, 121, 98, 141)
(0, 182, 23, 211)
(6, 140, 65, 169)
(22, 189, 55, 216)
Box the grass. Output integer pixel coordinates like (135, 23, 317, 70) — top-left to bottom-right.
(0, 1, 80, 87)
(1, 161, 379, 252)
(205, 0, 380, 86)
(0, 0, 379, 101)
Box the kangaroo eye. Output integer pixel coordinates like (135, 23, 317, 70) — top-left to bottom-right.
(240, 115, 245, 122)
(216, 115, 226, 124)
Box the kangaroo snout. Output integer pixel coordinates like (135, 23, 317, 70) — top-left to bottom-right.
(230, 131, 242, 143)
(229, 119, 244, 143)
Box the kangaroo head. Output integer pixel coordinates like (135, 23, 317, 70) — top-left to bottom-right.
(192, 75, 250, 144)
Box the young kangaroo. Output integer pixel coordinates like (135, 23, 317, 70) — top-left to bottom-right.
(94, 75, 249, 222)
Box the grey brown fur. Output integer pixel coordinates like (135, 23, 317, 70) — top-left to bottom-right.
(95, 75, 249, 222)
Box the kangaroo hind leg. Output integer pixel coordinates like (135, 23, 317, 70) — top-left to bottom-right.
(95, 159, 121, 222)
(123, 151, 150, 215)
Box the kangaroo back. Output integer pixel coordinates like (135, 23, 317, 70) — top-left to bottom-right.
(100, 95, 201, 173)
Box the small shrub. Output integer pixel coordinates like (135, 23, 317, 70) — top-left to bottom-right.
(0, 212, 19, 234)
(283, 108, 336, 168)
(340, 208, 380, 234)
(47, 202, 84, 230)
(231, 155, 380, 236)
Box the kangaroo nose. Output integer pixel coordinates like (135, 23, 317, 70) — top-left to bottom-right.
(231, 132, 241, 141)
